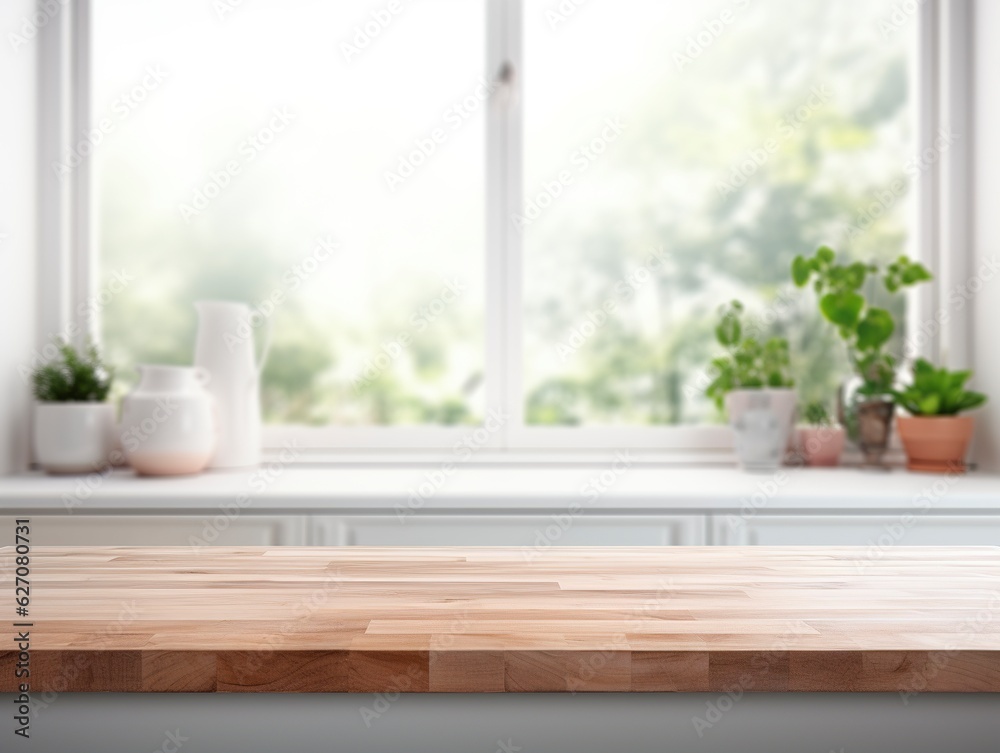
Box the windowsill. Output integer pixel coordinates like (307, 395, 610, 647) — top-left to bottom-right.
(1, 464, 998, 514)
(257, 443, 901, 466)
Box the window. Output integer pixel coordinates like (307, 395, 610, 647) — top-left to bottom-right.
(92, 0, 487, 429)
(520, 0, 916, 427)
(56, 0, 944, 454)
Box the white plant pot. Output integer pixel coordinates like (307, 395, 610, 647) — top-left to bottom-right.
(120, 365, 216, 476)
(33, 402, 116, 474)
(725, 388, 797, 472)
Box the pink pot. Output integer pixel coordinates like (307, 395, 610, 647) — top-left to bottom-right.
(797, 425, 845, 467)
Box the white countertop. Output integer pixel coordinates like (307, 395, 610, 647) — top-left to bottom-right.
(1, 465, 999, 514)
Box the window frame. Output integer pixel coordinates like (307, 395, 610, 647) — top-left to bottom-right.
(41, 0, 971, 461)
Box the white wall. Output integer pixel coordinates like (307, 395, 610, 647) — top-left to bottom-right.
(972, 0, 1000, 470)
(0, 0, 39, 474)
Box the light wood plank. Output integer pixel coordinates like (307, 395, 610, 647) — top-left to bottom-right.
(1, 546, 998, 692)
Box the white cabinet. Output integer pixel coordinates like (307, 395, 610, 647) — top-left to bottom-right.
(1, 515, 306, 546)
(714, 514, 1000, 546)
(6, 512, 1000, 548)
(310, 515, 706, 547)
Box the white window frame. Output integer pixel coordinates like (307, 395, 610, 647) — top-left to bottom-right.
(39, 0, 972, 462)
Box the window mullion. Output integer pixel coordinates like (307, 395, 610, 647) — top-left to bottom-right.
(936, 0, 972, 369)
(72, 0, 96, 344)
(38, 0, 75, 352)
(486, 0, 524, 448)
(504, 0, 525, 442)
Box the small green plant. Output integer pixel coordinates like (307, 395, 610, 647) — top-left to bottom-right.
(892, 359, 987, 416)
(31, 340, 114, 402)
(791, 246, 931, 395)
(705, 300, 794, 410)
(801, 401, 834, 427)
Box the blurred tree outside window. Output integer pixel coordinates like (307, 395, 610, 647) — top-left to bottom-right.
(92, 0, 915, 431)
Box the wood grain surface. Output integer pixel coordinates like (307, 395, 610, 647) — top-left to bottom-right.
(2, 546, 999, 693)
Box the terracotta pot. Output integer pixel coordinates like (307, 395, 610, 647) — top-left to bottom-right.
(897, 415, 975, 473)
(797, 425, 846, 467)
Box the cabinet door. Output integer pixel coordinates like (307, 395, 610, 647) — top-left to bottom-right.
(714, 514, 1000, 546)
(311, 515, 706, 547)
(0, 515, 306, 547)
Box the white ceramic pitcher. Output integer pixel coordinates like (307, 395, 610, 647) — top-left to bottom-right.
(194, 301, 271, 469)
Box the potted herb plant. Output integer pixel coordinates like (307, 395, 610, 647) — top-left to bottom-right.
(706, 300, 796, 471)
(791, 247, 931, 466)
(893, 359, 987, 473)
(796, 401, 846, 467)
(31, 340, 116, 473)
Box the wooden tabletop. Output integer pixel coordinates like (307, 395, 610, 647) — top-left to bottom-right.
(2, 546, 999, 693)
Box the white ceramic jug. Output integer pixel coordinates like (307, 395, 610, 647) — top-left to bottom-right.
(193, 301, 271, 469)
(120, 365, 216, 475)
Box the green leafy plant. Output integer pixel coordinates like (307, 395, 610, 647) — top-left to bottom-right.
(705, 300, 794, 410)
(892, 359, 987, 416)
(801, 401, 834, 427)
(791, 246, 931, 395)
(31, 340, 114, 402)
